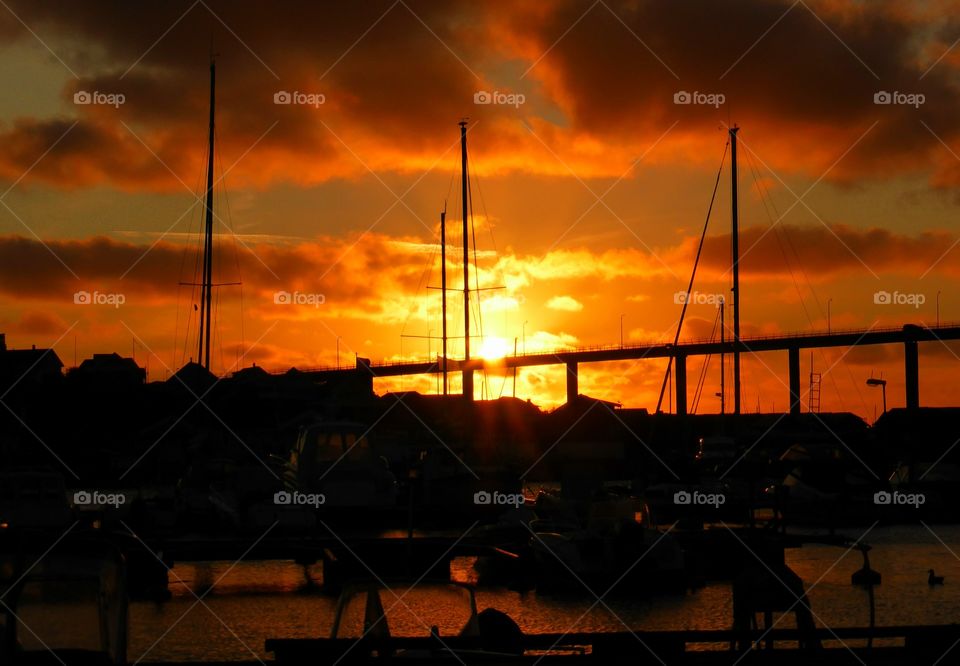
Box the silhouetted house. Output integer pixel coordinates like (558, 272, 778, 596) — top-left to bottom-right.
(231, 363, 271, 384)
(69, 352, 146, 388)
(0, 333, 63, 392)
(168, 361, 216, 393)
(875, 407, 960, 463)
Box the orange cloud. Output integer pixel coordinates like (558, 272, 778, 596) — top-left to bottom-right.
(0, 222, 954, 316)
(546, 295, 583, 312)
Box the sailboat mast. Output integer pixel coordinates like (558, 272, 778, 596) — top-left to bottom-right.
(198, 58, 216, 371)
(730, 125, 741, 414)
(440, 206, 448, 395)
(459, 120, 473, 400)
(719, 297, 725, 415)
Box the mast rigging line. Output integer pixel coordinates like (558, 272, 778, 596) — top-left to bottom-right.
(655, 139, 729, 413)
(691, 307, 722, 413)
(470, 157, 513, 400)
(197, 57, 217, 370)
(466, 147, 491, 398)
(399, 227, 441, 342)
(176, 133, 212, 367)
(468, 157, 483, 341)
(402, 122, 507, 396)
(213, 125, 246, 372)
(742, 146, 868, 414)
(173, 59, 246, 374)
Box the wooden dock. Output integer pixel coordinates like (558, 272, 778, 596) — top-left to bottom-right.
(133, 625, 960, 665)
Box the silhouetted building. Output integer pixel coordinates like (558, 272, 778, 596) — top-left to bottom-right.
(168, 361, 216, 393)
(231, 363, 271, 384)
(69, 352, 146, 388)
(0, 333, 63, 391)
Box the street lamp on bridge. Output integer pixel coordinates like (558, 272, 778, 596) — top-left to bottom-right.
(866, 377, 887, 416)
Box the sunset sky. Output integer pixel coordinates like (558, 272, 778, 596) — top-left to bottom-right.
(2, 0, 960, 417)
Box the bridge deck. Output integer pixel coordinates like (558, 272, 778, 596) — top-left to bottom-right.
(284, 323, 960, 379)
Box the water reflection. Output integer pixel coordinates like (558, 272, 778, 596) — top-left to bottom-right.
(128, 525, 960, 662)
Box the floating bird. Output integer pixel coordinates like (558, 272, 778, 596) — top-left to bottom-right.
(851, 545, 881, 587)
(928, 569, 945, 586)
(852, 564, 881, 587)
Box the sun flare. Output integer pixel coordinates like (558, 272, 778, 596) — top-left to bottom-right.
(476, 336, 511, 360)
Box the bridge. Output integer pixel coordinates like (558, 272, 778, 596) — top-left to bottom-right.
(285, 323, 960, 415)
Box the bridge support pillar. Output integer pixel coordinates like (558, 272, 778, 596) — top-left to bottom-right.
(566, 362, 578, 403)
(463, 370, 473, 401)
(905, 340, 919, 410)
(675, 354, 687, 416)
(788, 347, 801, 415)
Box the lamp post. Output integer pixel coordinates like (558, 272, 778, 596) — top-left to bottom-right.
(866, 377, 887, 416)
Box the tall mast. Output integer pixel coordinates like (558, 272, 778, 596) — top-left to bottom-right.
(730, 125, 741, 414)
(440, 205, 448, 395)
(459, 120, 473, 400)
(719, 297, 725, 415)
(198, 58, 216, 370)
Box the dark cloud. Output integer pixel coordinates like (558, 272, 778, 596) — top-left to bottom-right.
(0, 0, 494, 190)
(1, 1, 958, 190)
(698, 223, 959, 279)
(3, 310, 69, 336)
(0, 232, 435, 315)
(501, 0, 960, 181)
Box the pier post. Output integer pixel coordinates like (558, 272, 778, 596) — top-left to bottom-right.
(788, 347, 801, 415)
(566, 362, 578, 403)
(904, 339, 919, 410)
(675, 353, 687, 416)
